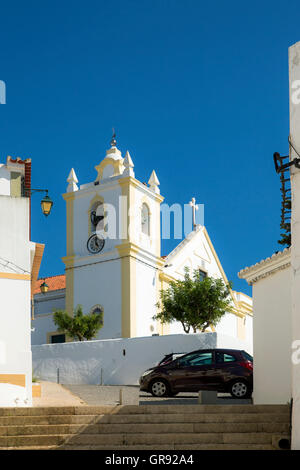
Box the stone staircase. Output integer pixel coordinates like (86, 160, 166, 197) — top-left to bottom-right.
(0, 404, 291, 450)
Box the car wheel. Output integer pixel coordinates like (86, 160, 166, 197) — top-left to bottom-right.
(150, 379, 170, 397)
(230, 380, 251, 399)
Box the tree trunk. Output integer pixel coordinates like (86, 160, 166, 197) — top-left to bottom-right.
(182, 322, 190, 333)
(201, 322, 210, 332)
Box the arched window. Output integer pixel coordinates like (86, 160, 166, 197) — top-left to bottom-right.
(141, 203, 150, 235)
(90, 305, 104, 326)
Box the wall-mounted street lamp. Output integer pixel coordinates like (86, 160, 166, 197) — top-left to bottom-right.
(40, 280, 49, 294)
(30, 189, 54, 216)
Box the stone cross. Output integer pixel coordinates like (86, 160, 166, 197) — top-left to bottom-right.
(189, 197, 198, 230)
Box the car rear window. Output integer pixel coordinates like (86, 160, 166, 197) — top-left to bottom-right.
(216, 352, 237, 363)
(241, 351, 253, 362)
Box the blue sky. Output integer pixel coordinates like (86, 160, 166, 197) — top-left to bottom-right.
(0, 0, 298, 295)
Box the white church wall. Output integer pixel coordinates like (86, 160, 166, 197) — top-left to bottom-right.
(32, 315, 58, 345)
(73, 258, 122, 340)
(32, 332, 252, 386)
(252, 266, 292, 404)
(162, 227, 252, 346)
(135, 260, 158, 337)
(215, 313, 238, 341)
(32, 291, 65, 345)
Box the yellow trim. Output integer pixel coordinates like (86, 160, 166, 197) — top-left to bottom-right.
(32, 383, 41, 397)
(119, 176, 164, 203)
(30, 243, 44, 318)
(0, 272, 30, 280)
(117, 178, 137, 338)
(95, 157, 124, 181)
(159, 271, 176, 283)
(201, 227, 250, 318)
(63, 193, 75, 315)
(0, 374, 25, 388)
(234, 291, 252, 301)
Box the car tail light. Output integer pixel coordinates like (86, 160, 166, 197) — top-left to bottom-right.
(239, 360, 253, 371)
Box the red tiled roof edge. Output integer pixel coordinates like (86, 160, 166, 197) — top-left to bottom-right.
(34, 274, 66, 294)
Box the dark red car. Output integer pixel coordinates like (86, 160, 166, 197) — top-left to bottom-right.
(139, 348, 253, 399)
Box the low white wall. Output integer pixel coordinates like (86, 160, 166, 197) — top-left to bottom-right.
(32, 333, 251, 385)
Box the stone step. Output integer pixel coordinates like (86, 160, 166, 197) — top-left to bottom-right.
(0, 434, 67, 447)
(67, 432, 277, 446)
(0, 415, 98, 426)
(58, 443, 276, 450)
(0, 404, 290, 417)
(0, 421, 289, 436)
(0, 431, 281, 447)
(108, 405, 290, 415)
(92, 412, 290, 425)
(0, 412, 290, 426)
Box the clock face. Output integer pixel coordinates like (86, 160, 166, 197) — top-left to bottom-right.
(87, 233, 105, 254)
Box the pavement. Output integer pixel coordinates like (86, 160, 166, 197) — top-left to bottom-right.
(33, 381, 86, 407)
(32, 382, 252, 407)
(63, 384, 252, 406)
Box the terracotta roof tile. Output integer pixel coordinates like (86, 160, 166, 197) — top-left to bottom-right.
(34, 274, 66, 294)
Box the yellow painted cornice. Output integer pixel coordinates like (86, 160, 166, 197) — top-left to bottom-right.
(119, 176, 164, 203)
(159, 271, 176, 283)
(95, 157, 124, 181)
(116, 242, 141, 257)
(62, 192, 77, 201)
(0, 272, 31, 280)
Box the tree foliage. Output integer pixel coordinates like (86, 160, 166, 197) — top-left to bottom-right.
(153, 269, 233, 333)
(53, 305, 103, 341)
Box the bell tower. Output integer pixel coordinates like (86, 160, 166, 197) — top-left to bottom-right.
(62, 135, 164, 339)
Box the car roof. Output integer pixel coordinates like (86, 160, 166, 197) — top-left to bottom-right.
(181, 348, 242, 355)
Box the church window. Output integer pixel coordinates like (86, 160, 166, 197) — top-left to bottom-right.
(49, 333, 65, 344)
(141, 203, 150, 235)
(199, 269, 207, 281)
(90, 305, 104, 326)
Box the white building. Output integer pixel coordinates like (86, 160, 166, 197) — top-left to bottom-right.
(239, 249, 292, 405)
(32, 137, 252, 350)
(239, 41, 300, 450)
(0, 156, 44, 407)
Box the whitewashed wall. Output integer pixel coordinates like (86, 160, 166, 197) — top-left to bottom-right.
(32, 332, 252, 386)
(0, 196, 33, 406)
(0, 165, 10, 195)
(252, 266, 292, 404)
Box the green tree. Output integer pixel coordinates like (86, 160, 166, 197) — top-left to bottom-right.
(153, 269, 233, 333)
(53, 305, 103, 341)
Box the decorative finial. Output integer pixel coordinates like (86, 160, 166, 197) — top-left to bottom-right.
(123, 151, 135, 177)
(67, 168, 79, 193)
(110, 128, 117, 147)
(148, 170, 160, 194)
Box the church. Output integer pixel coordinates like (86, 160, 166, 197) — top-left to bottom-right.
(32, 136, 253, 347)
